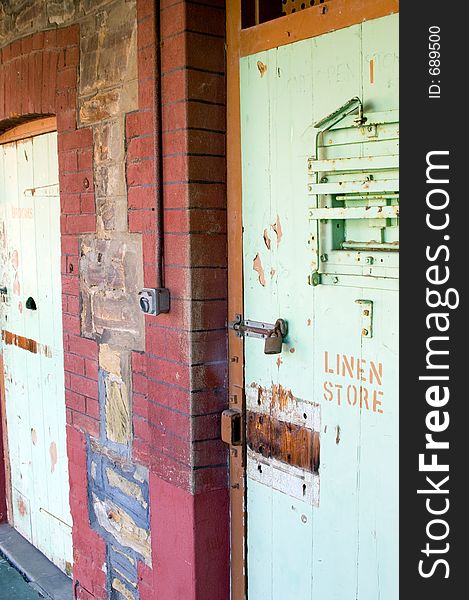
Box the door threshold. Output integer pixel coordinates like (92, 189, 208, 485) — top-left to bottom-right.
(0, 524, 72, 600)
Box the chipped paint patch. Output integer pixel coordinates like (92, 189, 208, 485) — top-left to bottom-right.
(1, 330, 52, 357)
(92, 493, 152, 564)
(247, 411, 320, 473)
(253, 253, 266, 286)
(271, 215, 283, 245)
(257, 61, 267, 77)
(272, 383, 294, 412)
(106, 468, 148, 509)
(31, 428, 37, 445)
(263, 228, 271, 250)
(99, 343, 122, 377)
(112, 545, 136, 566)
(247, 383, 320, 431)
(50, 441, 58, 473)
(105, 376, 131, 445)
(112, 578, 135, 600)
(17, 496, 27, 516)
(247, 449, 320, 506)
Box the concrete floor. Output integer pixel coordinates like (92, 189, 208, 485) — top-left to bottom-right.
(0, 554, 42, 599)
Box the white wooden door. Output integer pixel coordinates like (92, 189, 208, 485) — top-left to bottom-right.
(240, 15, 399, 599)
(0, 131, 73, 574)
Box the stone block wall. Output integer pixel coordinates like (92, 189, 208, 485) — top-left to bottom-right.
(0, 1, 229, 598)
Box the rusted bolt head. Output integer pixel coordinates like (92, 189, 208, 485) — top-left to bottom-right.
(363, 309, 370, 317)
(83, 177, 90, 189)
(362, 328, 369, 336)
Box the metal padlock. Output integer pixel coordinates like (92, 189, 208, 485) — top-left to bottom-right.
(264, 328, 283, 355)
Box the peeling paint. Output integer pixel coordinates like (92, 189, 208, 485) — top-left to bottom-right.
(272, 383, 294, 412)
(99, 343, 121, 377)
(50, 441, 58, 473)
(112, 578, 135, 600)
(335, 425, 341, 445)
(253, 253, 266, 286)
(105, 377, 131, 445)
(247, 383, 321, 431)
(257, 61, 267, 77)
(17, 497, 27, 516)
(112, 545, 136, 566)
(31, 428, 37, 445)
(1, 330, 52, 357)
(106, 468, 148, 509)
(271, 215, 283, 245)
(113, 566, 137, 588)
(92, 493, 152, 565)
(247, 411, 320, 473)
(263, 228, 271, 250)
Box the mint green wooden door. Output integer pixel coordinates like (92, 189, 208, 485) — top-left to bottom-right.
(0, 132, 72, 574)
(240, 15, 398, 599)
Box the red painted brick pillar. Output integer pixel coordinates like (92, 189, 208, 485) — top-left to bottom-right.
(131, 1, 230, 598)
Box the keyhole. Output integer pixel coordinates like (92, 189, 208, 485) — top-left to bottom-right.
(26, 297, 37, 310)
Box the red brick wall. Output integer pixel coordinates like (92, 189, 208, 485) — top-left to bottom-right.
(130, 1, 230, 597)
(0, 1, 229, 597)
(131, 0, 228, 494)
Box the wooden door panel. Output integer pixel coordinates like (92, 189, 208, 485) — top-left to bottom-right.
(240, 15, 399, 599)
(0, 132, 72, 573)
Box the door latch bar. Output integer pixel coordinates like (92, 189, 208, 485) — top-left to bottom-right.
(229, 315, 288, 355)
(229, 315, 287, 339)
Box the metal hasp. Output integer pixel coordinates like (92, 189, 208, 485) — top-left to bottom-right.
(229, 315, 288, 355)
(221, 409, 242, 446)
(355, 299, 373, 338)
